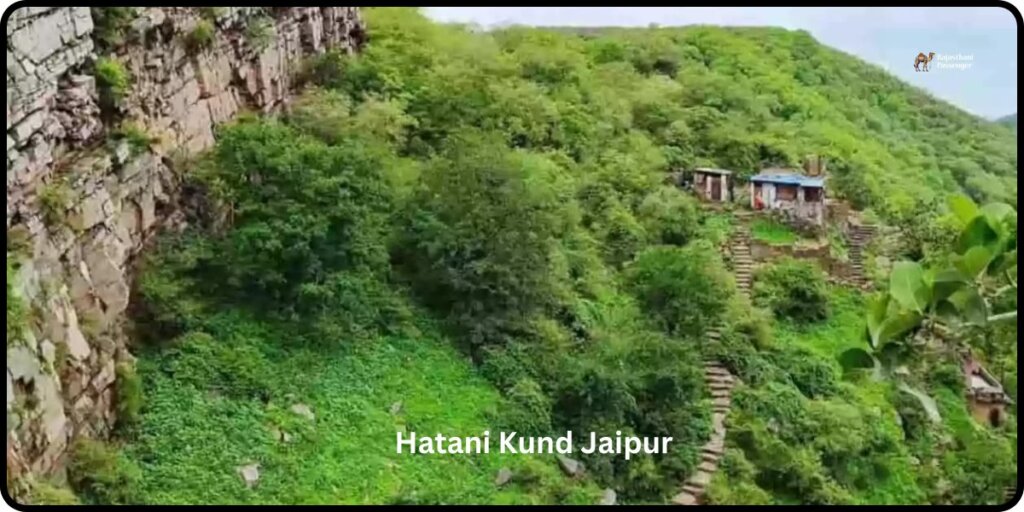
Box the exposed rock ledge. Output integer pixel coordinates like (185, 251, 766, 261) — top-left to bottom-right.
(5, 6, 365, 486)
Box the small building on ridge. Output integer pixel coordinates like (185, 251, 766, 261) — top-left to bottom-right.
(692, 167, 732, 203)
(749, 169, 826, 227)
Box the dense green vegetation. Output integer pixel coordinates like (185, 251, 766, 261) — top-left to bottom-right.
(63, 8, 1015, 505)
(752, 258, 830, 323)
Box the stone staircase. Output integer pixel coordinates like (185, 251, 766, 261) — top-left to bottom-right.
(847, 223, 877, 289)
(671, 356, 734, 505)
(730, 222, 753, 292)
(672, 220, 750, 505)
(1005, 486, 1016, 504)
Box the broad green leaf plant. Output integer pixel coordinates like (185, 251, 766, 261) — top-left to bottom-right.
(840, 194, 1017, 422)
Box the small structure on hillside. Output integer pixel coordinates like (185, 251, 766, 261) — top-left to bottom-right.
(749, 169, 826, 227)
(692, 168, 732, 202)
(963, 356, 1013, 427)
(802, 155, 827, 177)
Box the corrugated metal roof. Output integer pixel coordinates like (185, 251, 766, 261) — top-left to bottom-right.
(693, 167, 733, 175)
(750, 172, 825, 187)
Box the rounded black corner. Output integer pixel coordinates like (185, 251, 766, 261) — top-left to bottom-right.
(0, 481, 31, 511)
(997, 486, 1022, 512)
(992, 0, 1023, 29)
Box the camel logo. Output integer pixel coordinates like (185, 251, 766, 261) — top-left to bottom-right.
(914, 52, 936, 72)
(915, 52, 974, 72)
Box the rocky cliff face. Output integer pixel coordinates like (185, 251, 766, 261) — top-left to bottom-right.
(6, 6, 364, 483)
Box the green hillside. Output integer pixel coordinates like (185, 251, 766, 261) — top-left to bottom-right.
(59, 8, 1015, 506)
(997, 113, 1017, 129)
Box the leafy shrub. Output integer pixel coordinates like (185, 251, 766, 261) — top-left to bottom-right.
(479, 344, 533, 391)
(91, 8, 136, 50)
(135, 232, 212, 340)
(197, 119, 392, 312)
(246, 15, 275, 51)
(110, 122, 154, 155)
(286, 88, 355, 144)
(626, 241, 734, 337)
(68, 438, 141, 504)
(301, 50, 350, 89)
(636, 186, 700, 246)
(38, 179, 73, 227)
(706, 477, 774, 505)
(25, 480, 80, 505)
(95, 57, 130, 115)
(160, 330, 273, 401)
(752, 257, 829, 323)
(400, 132, 575, 348)
(724, 298, 774, 350)
(770, 348, 839, 399)
(926, 362, 965, 394)
(591, 200, 648, 267)
(497, 378, 553, 436)
(186, 19, 216, 53)
(299, 269, 414, 340)
(114, 362, 143, 429)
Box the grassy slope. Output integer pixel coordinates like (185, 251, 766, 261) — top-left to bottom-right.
(121, 312, 598, 505)
(750, 218, 799, 246)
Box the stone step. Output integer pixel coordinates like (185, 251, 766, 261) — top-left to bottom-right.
(686, 470, 713, 487)
(712, 397, 731, 407)
(672, 491, 698, 505)
(710, 389, 730, 399)
(702, 441, 725, 456)
(706, 330, 721, 339)
(705, 367, 730, 376)
(708, 381, 733, 390)
(681, 483, 705, 495)
(698, 460, 718, 473)
(700, 451, 721, 464)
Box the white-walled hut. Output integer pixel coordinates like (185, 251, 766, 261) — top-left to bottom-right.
(749, 170, 826, 226)
(692, 167, 732, 202)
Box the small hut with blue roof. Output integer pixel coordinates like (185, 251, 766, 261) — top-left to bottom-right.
(749, 167, 827, 227)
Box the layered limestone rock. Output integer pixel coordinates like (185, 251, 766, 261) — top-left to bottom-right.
(6, 6, 364, 483)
